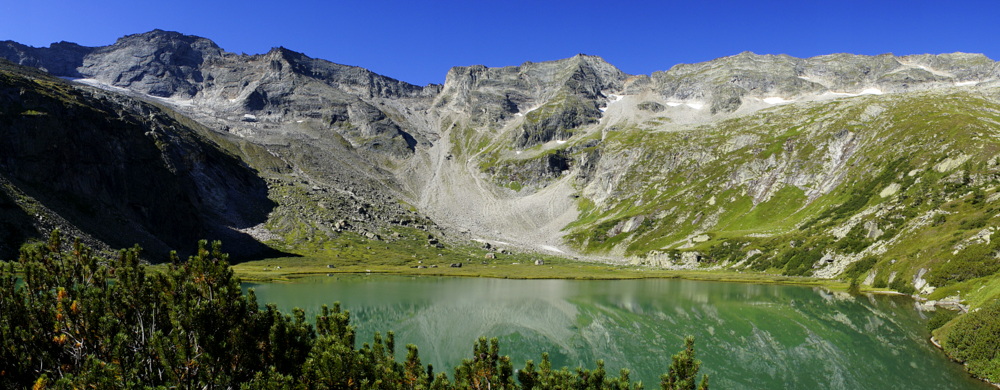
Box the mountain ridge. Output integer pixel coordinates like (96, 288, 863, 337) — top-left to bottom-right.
(4, 29, 1000, 261)
(0, 29, 998, 270)
(7, 30, 996, 101)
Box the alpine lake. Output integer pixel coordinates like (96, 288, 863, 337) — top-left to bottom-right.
(245, 275, 991, 389)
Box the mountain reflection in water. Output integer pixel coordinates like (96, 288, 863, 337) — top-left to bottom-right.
(246, 275, 989, 390)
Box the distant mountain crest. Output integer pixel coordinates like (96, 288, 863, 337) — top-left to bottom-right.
(0, 39, 92, 77)
(3, 30, 997, 113)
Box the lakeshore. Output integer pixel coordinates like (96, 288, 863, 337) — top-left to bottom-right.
(230, 254, 889, 292)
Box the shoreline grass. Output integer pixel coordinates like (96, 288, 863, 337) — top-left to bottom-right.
(230, 254, 896, 294)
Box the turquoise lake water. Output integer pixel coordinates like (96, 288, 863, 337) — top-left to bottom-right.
(246, 275, 989, 389)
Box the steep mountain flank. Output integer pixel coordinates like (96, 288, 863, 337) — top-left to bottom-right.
(567, 89, 1000, 273)
(2, 31, 447, 259)
(0, 59, 280, 260)
(402, 55, 628, 248)
(435, 55, 626, 147)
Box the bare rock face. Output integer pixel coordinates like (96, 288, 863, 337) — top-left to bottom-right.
(79, 30, 223, 97)
(0, 31, 435, 161)
(191, 46, 430, 158)
(436, 55, 628, 148)
(0, 40, 93, 77)
(4, 34, 993, 124)
(648, 52, 997, 114)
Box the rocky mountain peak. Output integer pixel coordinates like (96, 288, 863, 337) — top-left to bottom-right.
(101, 29, 224, 65)
(442, 54, 627, 91)
(117, 29, 216, 45)
(227, 44, 425, 101)
(898, 52, 996, 80)
(113, 30, 225, 60)
(48, 41, 89, 51)
(78, 30, 223, 97)
(263, 46, 310, 63)
(558, 54, 628, 96)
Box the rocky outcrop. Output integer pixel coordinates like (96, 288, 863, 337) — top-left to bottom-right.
(436, 55, 627, 147)
(486, 150, 572, 192)
(647, 52, 996, 114)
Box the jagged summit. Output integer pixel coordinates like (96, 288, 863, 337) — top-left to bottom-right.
(438, 54, 628, 129)
(643, 50, 999, 114)
(3, 29, 997, 107)
(80, 30, 222, 97)
(0, 39, 92, 77)
(113, 29, 217, 44)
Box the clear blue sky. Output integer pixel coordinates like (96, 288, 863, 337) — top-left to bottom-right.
(2, 0, 997, 86)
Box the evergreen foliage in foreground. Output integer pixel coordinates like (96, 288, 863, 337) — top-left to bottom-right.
(0, 231, 708, 389)
(939, 300, 1000, 383)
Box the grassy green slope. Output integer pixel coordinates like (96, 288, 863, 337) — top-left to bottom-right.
(564, 90, 1000, 284)
(545, 88, 1000, 383)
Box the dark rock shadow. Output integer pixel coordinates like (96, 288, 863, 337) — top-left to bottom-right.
(0, 181, 39, 260)
(0, 64, 293, 263)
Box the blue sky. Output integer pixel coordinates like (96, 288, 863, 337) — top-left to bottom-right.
(2, 0, 997, 86)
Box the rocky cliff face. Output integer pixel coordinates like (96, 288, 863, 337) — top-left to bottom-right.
(5, 30, 1000, 296)
(4, 31, 437, 160)
(79, 29, 223, 97)
(435, 55, 626, 146)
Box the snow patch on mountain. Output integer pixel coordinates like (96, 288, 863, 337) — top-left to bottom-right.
(763, 97, 793, 104)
